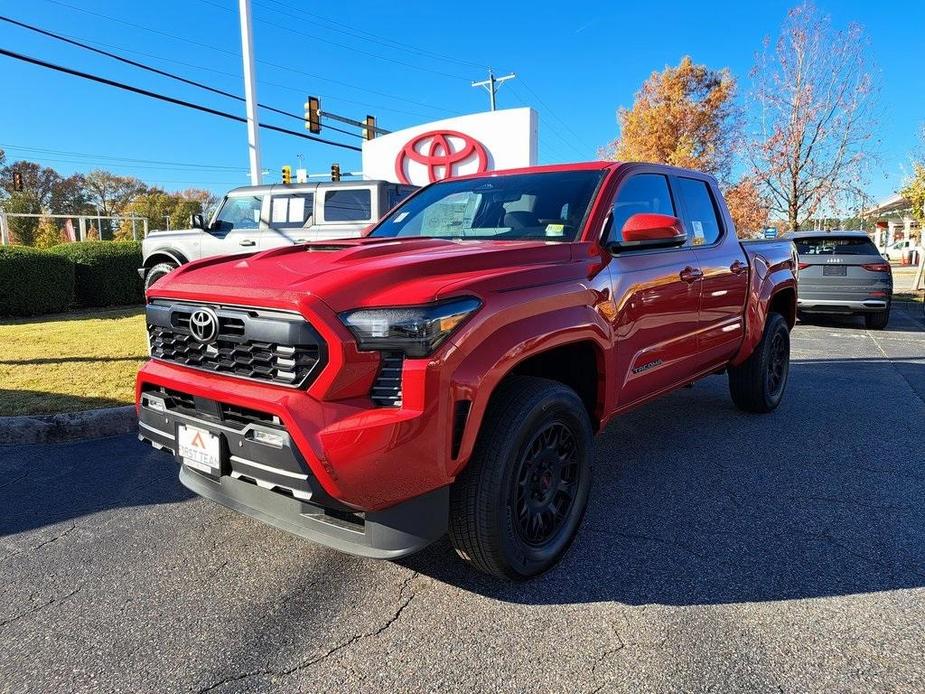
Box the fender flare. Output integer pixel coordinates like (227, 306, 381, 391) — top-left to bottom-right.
(143, 248, 189, 269)
(732, 263, 797, 366)
(446, 305, 611, 473)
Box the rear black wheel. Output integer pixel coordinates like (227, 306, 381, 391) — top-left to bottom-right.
(728, 312, 790, 413)
(864, 306, 890, 330)
(449, 376, 592, 580)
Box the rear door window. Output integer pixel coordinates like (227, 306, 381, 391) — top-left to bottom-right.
(794, 237, 880, 255)
(324, 189, 372, 222)
(270, 193, 313, 229)
(675, 178, 723, 246)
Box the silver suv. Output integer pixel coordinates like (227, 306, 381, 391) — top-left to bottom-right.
(140, 180, 416, 289)
(789, 231, 893, 329)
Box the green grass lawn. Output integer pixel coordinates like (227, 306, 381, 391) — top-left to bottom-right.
(0, 307, 147, 416)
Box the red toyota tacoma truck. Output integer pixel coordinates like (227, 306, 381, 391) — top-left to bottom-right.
(136, 162, 798, 580)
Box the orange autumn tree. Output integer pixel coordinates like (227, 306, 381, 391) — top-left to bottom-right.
(724, 177, 770, 238)
(601, 56, 739, 180)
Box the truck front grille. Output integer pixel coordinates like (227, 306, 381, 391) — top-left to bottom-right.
(146, 301, 326, 388)
(370, 352, 403, 407)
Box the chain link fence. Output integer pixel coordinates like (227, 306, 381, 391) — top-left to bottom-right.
(0, 212, 149, 246)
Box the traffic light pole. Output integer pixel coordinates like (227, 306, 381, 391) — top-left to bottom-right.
(238, 0, 262, 185)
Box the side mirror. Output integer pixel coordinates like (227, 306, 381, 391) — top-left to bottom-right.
(608, 213, 686, 251)
(190, 213, 206, 230)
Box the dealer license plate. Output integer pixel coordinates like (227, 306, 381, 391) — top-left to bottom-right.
(178, 425, 221, 475)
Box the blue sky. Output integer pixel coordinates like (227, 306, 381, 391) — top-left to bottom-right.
(0, 0, 921, 204)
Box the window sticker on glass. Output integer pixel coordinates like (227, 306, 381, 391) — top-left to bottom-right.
(545, 224, 565, 237)
(393, 211, 409, 223)
(692, 220, 705, 245)
(271, 198, 288, 224)
(288, 196, 305, 223)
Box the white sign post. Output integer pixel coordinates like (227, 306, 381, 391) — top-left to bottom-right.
(362, 108, 538, 187)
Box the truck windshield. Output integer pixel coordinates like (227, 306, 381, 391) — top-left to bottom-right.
(370, 170, 604, 242)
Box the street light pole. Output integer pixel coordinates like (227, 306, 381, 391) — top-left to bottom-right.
(238, 0, 262, 185)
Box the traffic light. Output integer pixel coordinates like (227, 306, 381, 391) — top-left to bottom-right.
(12, 171, 23, 192)
(363, 115, 377, 141)
(304, 96, 321, 134)
(281, 165, 292, 185)
(331, 163, 341, 182)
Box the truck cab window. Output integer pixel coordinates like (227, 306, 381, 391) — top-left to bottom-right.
(675, 178, 722, 246)
(325, 189, 372, 222)
(610, 175, 675, 243)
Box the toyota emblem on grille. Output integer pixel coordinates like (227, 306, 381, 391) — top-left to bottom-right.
(189, 308, 219, 343)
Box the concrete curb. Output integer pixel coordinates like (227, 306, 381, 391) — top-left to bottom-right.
(0, 406, 137, 445)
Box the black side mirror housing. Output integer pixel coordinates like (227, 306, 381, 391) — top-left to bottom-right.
(190, 213, 206, 230)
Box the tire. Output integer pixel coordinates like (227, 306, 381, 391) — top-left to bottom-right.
(144, 262, 178, 291)
(728, 312, 790, 413)
(864, 307, 890, 330)
(449, 376, 593, 580)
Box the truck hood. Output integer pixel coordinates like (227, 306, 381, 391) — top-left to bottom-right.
(153, 237, 578, 312)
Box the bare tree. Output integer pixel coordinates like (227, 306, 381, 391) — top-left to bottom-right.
(83, 170, 147, 217)
(747, 2, 878, 230)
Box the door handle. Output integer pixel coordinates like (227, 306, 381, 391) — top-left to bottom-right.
(680, 266, 703, 283)
(239, 239, 255, 246)
(730, 259, 748, 275)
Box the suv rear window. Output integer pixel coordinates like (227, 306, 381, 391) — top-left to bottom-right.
(794, 236, 879, 255)
(324, 189, 372, 222)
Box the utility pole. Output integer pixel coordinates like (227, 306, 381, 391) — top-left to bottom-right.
(238, 0, 262, 185)
(471, 67, 515, 111)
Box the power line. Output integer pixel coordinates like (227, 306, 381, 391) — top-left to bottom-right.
(0, 14, 365, 140)
(196, 0, 472, 82)
(0, 48, 362, 152)
(0, 143, 244, 170)
(34, 0, 457, 116)
(515, 79, 596, 155)
(252, 0, 486, 70)
(506, 82, 587, 159)
(0, 151, 246, 175)
(1, 22, 437, 119)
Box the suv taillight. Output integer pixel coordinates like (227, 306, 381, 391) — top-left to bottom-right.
(862, 262, 891, 272)
(798, 262, 810, 270)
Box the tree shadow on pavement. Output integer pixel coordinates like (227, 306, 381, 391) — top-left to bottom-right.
(0, 434, 193, 536)
(404, 359, 925, 606)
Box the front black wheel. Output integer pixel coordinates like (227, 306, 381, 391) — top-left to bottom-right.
(449, 376, 592, 580)
(728, 312, 790, 413)
(144, 261, 178, 291)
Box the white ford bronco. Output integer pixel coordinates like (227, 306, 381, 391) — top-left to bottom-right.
(139, 179, 416, 289)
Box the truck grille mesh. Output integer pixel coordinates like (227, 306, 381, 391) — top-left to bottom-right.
(146, 303, 325, 388)
(370, 353, 403, 406)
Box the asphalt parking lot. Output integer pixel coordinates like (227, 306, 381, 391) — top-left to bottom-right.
(2, 304, 923, 694)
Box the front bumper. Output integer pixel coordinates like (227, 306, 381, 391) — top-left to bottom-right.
(137, 385, 448, 558)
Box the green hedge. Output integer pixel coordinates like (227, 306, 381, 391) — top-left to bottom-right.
(47, 241, 144, 308)
(0, 246, 75, 316)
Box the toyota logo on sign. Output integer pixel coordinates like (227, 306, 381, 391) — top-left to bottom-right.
(394, 130, 489, 185)
(189, 308, 219, 343)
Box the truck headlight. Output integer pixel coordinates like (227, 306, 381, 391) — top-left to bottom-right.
(340, 297, 481, 358)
